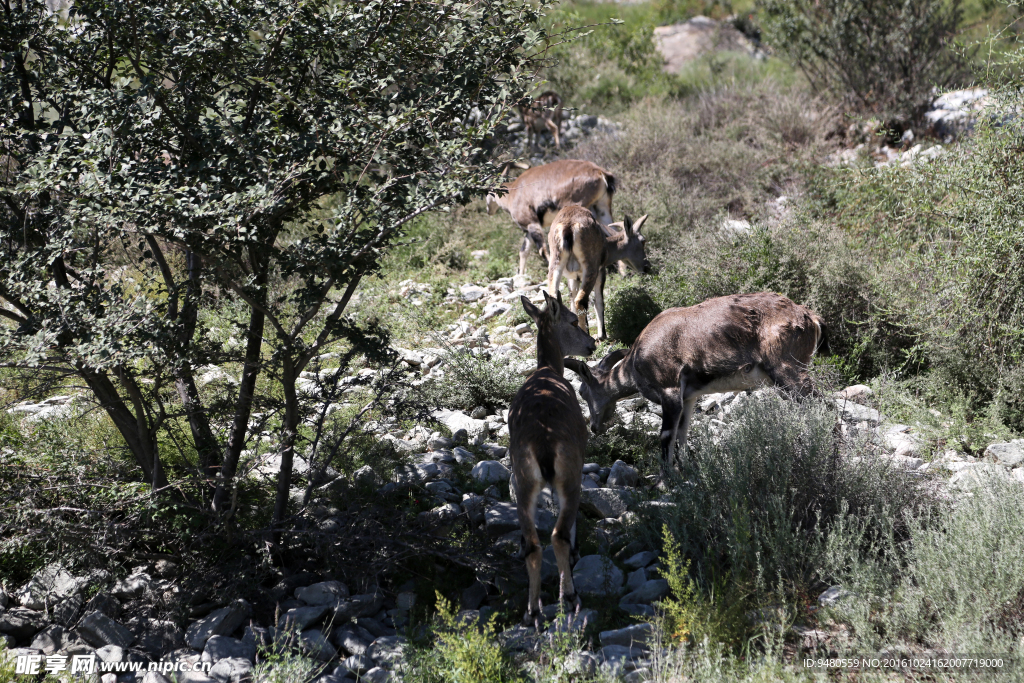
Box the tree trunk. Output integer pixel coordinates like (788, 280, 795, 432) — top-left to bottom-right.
(212, 252, 269, 513)
(79, 367, 170, 492)
(272, 357, 300, 533)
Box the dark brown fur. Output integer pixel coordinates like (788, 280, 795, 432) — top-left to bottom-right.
(486, 160, 616, 276)
(508, 291, 594, 626)
(566, 293, 828, 478)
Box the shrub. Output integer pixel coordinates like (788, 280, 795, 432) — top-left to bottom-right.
(759, 0, 967, 129)
(657, 526, 751, 649)
(996, 364, 1024, 435)
(416, 343, 524, 412)
(605, 284, 663, 345)
(403, 593, 523, 683)
(637, 389, 926, 589)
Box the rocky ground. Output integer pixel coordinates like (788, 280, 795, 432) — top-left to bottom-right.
(4, 267, 1023, 683)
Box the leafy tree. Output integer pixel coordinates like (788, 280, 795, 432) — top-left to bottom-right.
(1, 0, 551, 524)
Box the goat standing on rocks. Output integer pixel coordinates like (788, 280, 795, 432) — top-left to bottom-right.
(565, 292, 828, 479)
(546, 205, 649, 339)
(508, 290, 596, 628)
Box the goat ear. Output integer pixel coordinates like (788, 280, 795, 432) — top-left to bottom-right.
(563, 358, 594, 382)
(521, 295, 541, 323)
(597, 348, 628, 372)
(622, 215, 633, 236)
(632, 214, 648, 234)
(542, 289, 562, 323)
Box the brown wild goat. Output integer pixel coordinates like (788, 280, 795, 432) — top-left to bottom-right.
(508, 290, 596, 627)
(546, 205, 649, 340)
(519, 91, 564, 150)
(486, 160, 616, 276)
(565, 293, 828, 479)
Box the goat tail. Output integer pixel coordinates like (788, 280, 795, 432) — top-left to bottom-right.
(560, 223, 574, 256)
(604, 171, 617, 197)
(813, 315, 831, 356)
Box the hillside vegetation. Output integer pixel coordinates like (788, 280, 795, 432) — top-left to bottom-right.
(2, 1, 1024, 682)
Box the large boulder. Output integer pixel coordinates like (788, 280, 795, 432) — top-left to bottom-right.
(295, 581, 349, 606)
(600, 623, 655, 650)
(0, 608, 47, 640)
(484, 503, 520, 536)
(78, 611, 134, 649)
(606, 460, 639, 488)
(985, 440, 1024, 468)
(331, 592, 386, 621)
(580, 489, 631, 519)
(619, 579, 670, 605)
(185, 600, 251, 650)
(471, 460, 511, 484)
(202, 635, 256, 664)
(572, 556, 623, 597)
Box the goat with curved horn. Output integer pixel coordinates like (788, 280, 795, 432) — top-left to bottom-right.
(508, 290, 596, 628)
(565, 292, 829, 480)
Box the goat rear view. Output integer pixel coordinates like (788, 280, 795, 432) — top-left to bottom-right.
(508, 290, 595, 627)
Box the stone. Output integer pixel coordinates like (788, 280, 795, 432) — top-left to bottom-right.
(95, 644, 124, 663)
(481, 301, 511, 321)
(14, 564, 90, 610)
(985, 440, 1024, 468)
(546, 608, 598, 636)
(606, 460, 639, 487)
(277, 604, 329, 632)
(471, 460, 511, 484)
(580, 488, 631, 519)
(653, 16, 759, 73)
(353, 465, 382, 487)
(30, 625, 63, 654)
(392, 462, 440, 484)
(480, 443, 508, 459)
(417, 503, 462, 525)
(837, 385, 873, 402)
(620, 579, 670, 605)
(136, 619, 185, 657)
(880, 454, 924, 470)
(452, 446, 476, 464)
(485, 503, 520, 536)
(332, 625, 373, 656)
(626, 568, 647, 592)
(111, 572, 153, 600)
(362, 668, 389, 683)
(434, 410, 489, 442)
(396, 592, 416, 611)
(367, 635, 406, 665)
(185, 600, 252, 650)
(462, 494, 486, 525)
(950, 463, 1012, 489)
(623, 551, 657, 570)
(332, 592, 386, 621)
(142, 673, 172, 683)
(202, 635, 256, 664)
(101, 675, 117, 683)
(461, 583, 488, 611)
(460, 284, 487, 302)
(295, 581, 350, 605)
(572, 555, 624, 597)
(208, 657, 252, 683)
(598, 644, 645, 667)
(78, 611, 135, 648)
(620, 604, 657, 619)
(427, 435, 454, 450)
(600, 623, 655, 650)
(343, 654, 374, 675)
(818, 585, 855, 608)
(835, 399, 882, 425)
(301, 629, 337, 661)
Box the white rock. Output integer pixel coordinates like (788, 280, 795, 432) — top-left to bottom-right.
(984, 440, 1024, 468)
(471, 460, 510, 484)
